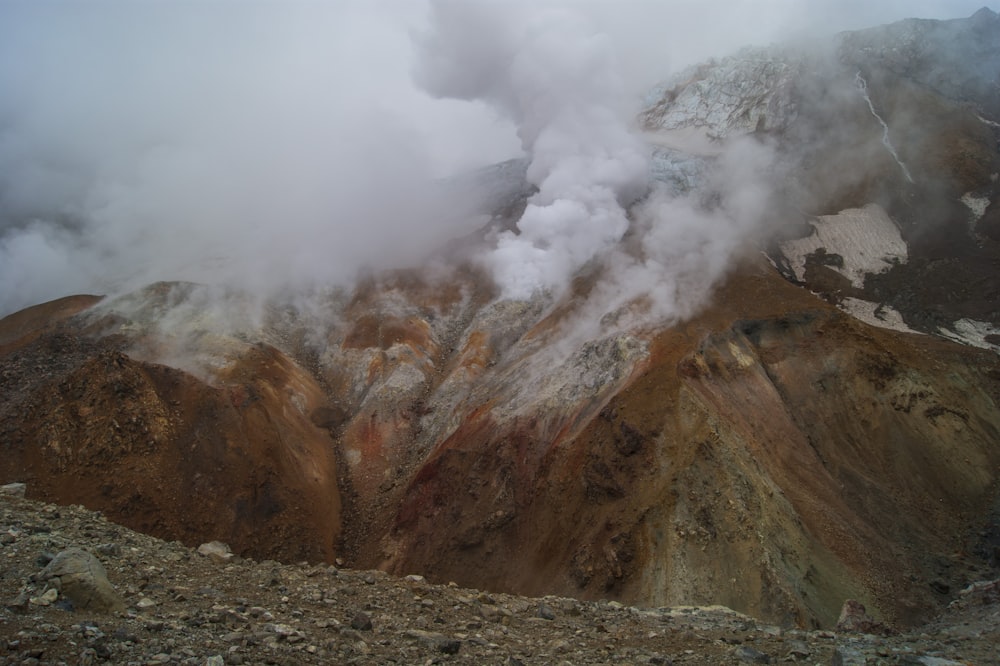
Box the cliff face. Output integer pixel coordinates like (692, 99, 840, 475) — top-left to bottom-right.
(2, 10, 1000, 630)
(0, 290, 343, 564)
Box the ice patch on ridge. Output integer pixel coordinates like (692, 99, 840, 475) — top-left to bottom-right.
(938, 319, 1000, 354)
(839, 298, 917, 334)
(779, 204, 907, 289)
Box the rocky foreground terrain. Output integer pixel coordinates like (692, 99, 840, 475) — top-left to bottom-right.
(2, 491, 999, 666)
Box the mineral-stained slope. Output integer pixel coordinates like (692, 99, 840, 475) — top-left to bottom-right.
(0, 291, 343, 564)
(2, 257, 998, 630)
(374, 260, 1000, 629)
(2, 10, 1000, 632)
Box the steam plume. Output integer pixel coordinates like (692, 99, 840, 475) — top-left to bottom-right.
(0, 0, 985, 320)
(415, 0, 777, 333)
(415, 1, 648, 300)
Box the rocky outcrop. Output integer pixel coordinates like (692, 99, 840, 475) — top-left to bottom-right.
(37, 548, 125, 613)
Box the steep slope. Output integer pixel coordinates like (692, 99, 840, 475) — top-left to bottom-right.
(0, 288, 342, 563)
(374, 259, 1000, 628)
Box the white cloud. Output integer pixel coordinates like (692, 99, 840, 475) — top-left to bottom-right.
(0, 0, 989, 316)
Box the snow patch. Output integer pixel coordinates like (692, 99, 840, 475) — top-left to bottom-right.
(779, 204, 907, 289)
(961, 192, 990, 231)
(977, 114, 1000, 129)
(838, 298, 917, 334)
(938, 319, 1000, 353)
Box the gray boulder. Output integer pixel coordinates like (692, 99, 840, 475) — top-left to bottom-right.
(39, 548, 125, 612)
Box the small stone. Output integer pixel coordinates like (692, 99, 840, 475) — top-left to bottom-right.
(549, 638, 571, 653)
(437, 638, 461, 654)
(835, 600, 886, 634)
(197, 541, 234, 563)
(265, 623, 296, 637)
(832, 645, 867, 666)
(136, 597, 156, 609)
(758, 624, 783, 637)
(734, 645, 772, 664)
(0, 482, 26, 497)
(785, 640, 810, 659)
(537, 603, 556, 620)
(112, 628, 139, 643)
(405, 629, 461, 654)
(6, 590, 30, 612)
(204, 657, 225, 666)
(350, 612, 373, 631)
(30, 588, 59, 606)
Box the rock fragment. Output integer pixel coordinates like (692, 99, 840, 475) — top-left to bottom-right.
(0, 482, 26, 497)
(835, 599, 888, 634)
(38, 548, 124, 612)
(196, 541, 234, 563)
(832, 644, 867, 666)
(350, 611, 373, 631)
(734, 645, 772, 663)
(404, 629, 461, 654)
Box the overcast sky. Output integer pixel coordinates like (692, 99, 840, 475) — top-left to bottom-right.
(0, 0, 993, 315)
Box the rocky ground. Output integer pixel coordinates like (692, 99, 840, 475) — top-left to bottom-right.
(1, 492, 998, 666)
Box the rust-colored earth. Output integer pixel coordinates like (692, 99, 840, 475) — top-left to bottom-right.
(2, 256, 998, 631)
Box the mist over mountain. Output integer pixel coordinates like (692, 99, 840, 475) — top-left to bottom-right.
(2, 0, 1000, 639)
(0, 0, 992, 317)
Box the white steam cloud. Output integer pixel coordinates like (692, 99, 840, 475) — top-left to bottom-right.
(415, 1, 648, 300)
(415, 0, 775, 323)
(0, 0, 986, 319)
(0, 1, 519, 316)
